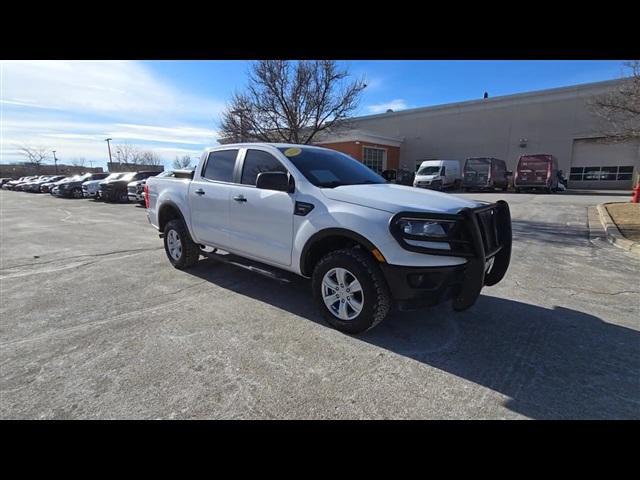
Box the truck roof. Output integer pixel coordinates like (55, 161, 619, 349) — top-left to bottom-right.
(204, 142, 333, 152)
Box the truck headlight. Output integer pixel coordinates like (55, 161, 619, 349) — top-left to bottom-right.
(397, 219, 448, 237)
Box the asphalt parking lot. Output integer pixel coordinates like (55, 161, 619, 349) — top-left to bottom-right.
(1, 189, 638, 419)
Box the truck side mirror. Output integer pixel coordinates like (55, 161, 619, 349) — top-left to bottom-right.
(256, 171, 291, 192)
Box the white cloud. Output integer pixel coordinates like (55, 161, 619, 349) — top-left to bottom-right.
(0, 117, 215, 168)
(366, 99, 410, 114)
(0, 61, 225, 122)
(0, 61, 223, 167)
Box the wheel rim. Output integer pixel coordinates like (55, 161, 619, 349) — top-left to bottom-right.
(321, 267, 364, 321)
(167, 229, 183, 261)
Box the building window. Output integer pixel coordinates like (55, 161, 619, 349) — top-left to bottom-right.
(569, 166, 634, 182)
(363, 147, 385, 173)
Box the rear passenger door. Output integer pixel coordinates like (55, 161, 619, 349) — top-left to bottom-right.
(189, 149, 239, 248)
(227, 148, 295, 266)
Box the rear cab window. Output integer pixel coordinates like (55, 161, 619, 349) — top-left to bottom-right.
(202, 150, 239, 182)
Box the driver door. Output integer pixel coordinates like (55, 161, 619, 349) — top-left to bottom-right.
(227, 148, 295, 266)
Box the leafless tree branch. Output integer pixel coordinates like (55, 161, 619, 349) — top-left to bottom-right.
(18, 145, 49, 168)
(589, 60, 640, 142)
(172, 155, 192, 169)
(219, 60, 367, 144)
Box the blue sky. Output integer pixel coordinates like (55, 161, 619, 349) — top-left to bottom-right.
(0, 60, 630, 169)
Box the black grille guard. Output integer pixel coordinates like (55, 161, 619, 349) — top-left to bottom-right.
(389, 200, 512, 310)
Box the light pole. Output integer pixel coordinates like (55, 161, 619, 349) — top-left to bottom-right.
(105, 138, 113, 167)
(52, 150, 58, 173)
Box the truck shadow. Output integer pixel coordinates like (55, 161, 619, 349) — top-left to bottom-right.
(511, 219, 588, 247)
(185, 258, 639, 419)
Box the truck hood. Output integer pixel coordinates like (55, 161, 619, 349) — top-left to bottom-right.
(321, 183, 480, 214)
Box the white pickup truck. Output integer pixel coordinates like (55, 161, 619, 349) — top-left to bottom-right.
(146, 143, 512, 334)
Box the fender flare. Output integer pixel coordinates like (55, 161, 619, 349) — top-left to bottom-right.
(158, 200, 189, 233)
(299, 227, 381, 276)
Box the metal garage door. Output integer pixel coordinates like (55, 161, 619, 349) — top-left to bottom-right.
(569, 138, 639, 189)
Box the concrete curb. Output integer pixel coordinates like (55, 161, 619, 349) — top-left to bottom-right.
(597, 203, 640, 257)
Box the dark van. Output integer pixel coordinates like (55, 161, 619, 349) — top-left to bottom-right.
(462, 157, 509, 192)
(514, 154, 559, 193)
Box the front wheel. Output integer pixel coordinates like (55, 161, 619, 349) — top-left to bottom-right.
(163, 219, 200, 269)
(312, 248, 390, 334)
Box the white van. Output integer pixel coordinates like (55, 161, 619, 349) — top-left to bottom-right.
(413, 160, 461, 190)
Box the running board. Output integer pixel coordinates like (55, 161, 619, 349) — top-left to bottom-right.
(199, 249, 291, 283)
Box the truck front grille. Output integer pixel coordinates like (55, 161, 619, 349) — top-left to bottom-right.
(475, 207, 500, 257)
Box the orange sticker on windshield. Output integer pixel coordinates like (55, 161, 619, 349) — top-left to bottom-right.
(284, 147, 302, 157)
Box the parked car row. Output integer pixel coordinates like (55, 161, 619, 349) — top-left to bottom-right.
(379, 153, 567, 193)
(1, 170, 172, 205)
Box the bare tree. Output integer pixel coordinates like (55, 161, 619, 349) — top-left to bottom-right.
(112, 144, 162, 168)
(112, 144, 142, 165)
(139, 150, 163, 166)
(590, 61, 640, 141)
(18, 145, 49, 169)
(71, 157, 86, 168)
(172, 155, 192, 169)
(219, 60, 367, 144)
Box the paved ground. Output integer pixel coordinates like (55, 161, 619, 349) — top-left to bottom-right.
(1, 189, 638, 419)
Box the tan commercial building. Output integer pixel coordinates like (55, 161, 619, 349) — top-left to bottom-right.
(317, 78, 639, 190)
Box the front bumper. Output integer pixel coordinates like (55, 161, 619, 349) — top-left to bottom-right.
(414, 181, 442, 190)
(127, 187, 144, 202)
(383, 200, 512, 311)
(380, 263, 466, 310)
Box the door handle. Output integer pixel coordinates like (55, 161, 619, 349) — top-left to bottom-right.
(233, 195, 247, 202)
(194, 188, 205, 195)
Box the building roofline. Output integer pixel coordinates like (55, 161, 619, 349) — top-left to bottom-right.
(314, 129, 404, 146)
(353, 77, 632, 122)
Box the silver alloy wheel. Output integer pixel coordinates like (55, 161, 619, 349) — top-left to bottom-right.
(167, 229, 183, 261)
(321, 267, 364, 321)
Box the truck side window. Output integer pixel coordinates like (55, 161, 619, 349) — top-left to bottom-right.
(241, 149, 287, 186)
(203, 149, 238, 183)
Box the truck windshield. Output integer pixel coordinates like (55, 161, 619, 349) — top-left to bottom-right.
(278, 147, 386, 188)
(417, 166, 441, 175)
(465, 159, 491, 174)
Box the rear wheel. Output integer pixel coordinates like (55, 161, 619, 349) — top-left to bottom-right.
(312, 248, 390, 334)
(163, 219, 200, 269)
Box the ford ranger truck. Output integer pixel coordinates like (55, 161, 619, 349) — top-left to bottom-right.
(146, 144, 512, 334)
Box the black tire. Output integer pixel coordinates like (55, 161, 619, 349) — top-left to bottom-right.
(163, 219, 200, 269)
(312, 247, 390, 334)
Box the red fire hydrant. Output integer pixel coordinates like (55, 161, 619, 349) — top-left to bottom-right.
(632, 183, 640, 203)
